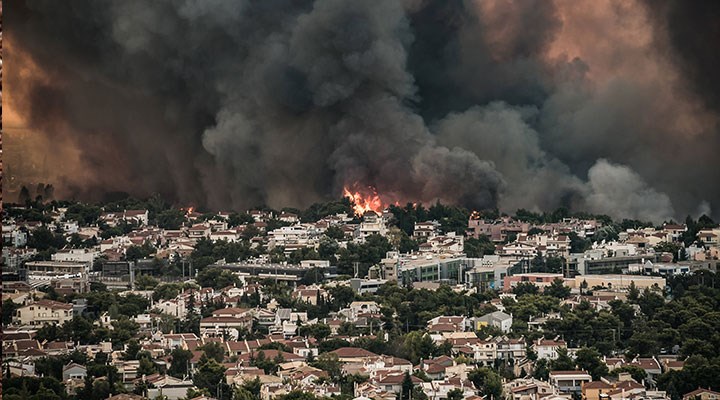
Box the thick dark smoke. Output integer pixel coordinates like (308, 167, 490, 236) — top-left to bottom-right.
(4, 0, 720, 222)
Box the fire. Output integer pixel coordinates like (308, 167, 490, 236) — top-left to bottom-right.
(184, 206, 195, 216)
(343, 185, 384, 216)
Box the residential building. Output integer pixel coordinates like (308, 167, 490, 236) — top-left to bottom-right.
(683, 388, 720, 400)
(473, 311, 513, 333)
(533, 338, 567, 360)
(548, 371, 592, 393)
(503, 273, 564, 292)
(14, 300, 74, 326)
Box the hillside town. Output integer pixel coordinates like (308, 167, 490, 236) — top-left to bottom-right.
(2, 197, 720, 400)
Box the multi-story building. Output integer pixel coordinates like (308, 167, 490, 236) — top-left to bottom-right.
(51, 248, 98, 264)
(532, 338, 567, 360)
(503, 273, 564, 292)
(14, 300, 74, 326)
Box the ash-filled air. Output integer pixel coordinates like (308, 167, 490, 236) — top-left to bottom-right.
(4, 0, 720, 222)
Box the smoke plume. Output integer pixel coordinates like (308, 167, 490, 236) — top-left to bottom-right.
(4, 0, 720, 222)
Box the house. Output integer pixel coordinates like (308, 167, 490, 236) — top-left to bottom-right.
(376, 372, 424, 394)
(605, 357, 663, 384)
(683, 388, 720, 400)
(188, 224, 211, 239)
(123, 210, 150, 226)
(346, 301, 381, 322)
(532, 338, 567, 360)
(422, 233, 464, 255)
(548, 370, 592, 393)
(420, 356, 455, 380)
(698, 229, 720, 248)
(14, 300, 74, 326)
(51, 248, 98, 264)
(45, 341, 74, 356)
(419, 377, 475, 400)
(627, 358, 663, 384)
(292, 287, 320, 305)
(467, 340, 498, 366)
(428, 316, 466, 334)
(413, 221, 439, 239)
(162, 333, 200, 350)
(474, 311, 513, 333)
(582, 380, 614, 400)
(496, 337, 526, 361)
(62, 362, 87, 381)
(200, 308, 254, 339)
(210, 230, 241, 242)
(143, 374, 196, 400)
(504, 378, 556, 400)
(602, 380, 649, 400)
(331, 347, 379, 363)
(155, 299, 188, 319)
(106, 395, 146, 400)
(279, 212, 299, 223)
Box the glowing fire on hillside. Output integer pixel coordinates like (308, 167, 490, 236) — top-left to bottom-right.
(343, 185, 384, 216)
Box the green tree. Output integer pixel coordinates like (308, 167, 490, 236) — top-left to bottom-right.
(317, 237, 339, 261)
(611, 366, 647, 383)
(533, 359, 550, 380)
(168, 348, 193, 378)
(157, 209, 186, 229)
(551, 348, 575, 371)
(513, 282, 539, 296)
(137, 355, 158, 377)
(628, 281, 640, 301)
(233, 387, 256, 400)
(401, 372, 414, 400)
(398, 331, 437, 364)
(544, 278, 571, 299)
(3, 299, 19, 325)
(446, 388, 464, 400)
(124, 339, 142, 360)
(569, 232, 591, 253)
(200, 342, 226, 363)
(468, 367, 503, 400)
(28, 227, 65, 251)
(654, 241, 683, 262)
(464, 236, 496, 258)
(196, 268, 241, 289)
(324, 225, 346, 240)
(298, 324, 331, 341)
(328, 285, 356, 310)
(193, 359, 228, 399)
(575, 347, 609, 380)
(312, 352, 342, 379)
(134, 274, 159, 290)
(228, 212, 254, 227)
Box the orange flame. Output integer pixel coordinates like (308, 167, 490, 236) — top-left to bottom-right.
(343, 185, 384, 216)
(185, 206, 195, 216)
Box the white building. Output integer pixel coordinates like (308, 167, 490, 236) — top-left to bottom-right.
(52, 248, 99, 264)
(533, 339, 567, 360)
(357, 212, 387, 240)
(474, 311, 513, 333)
